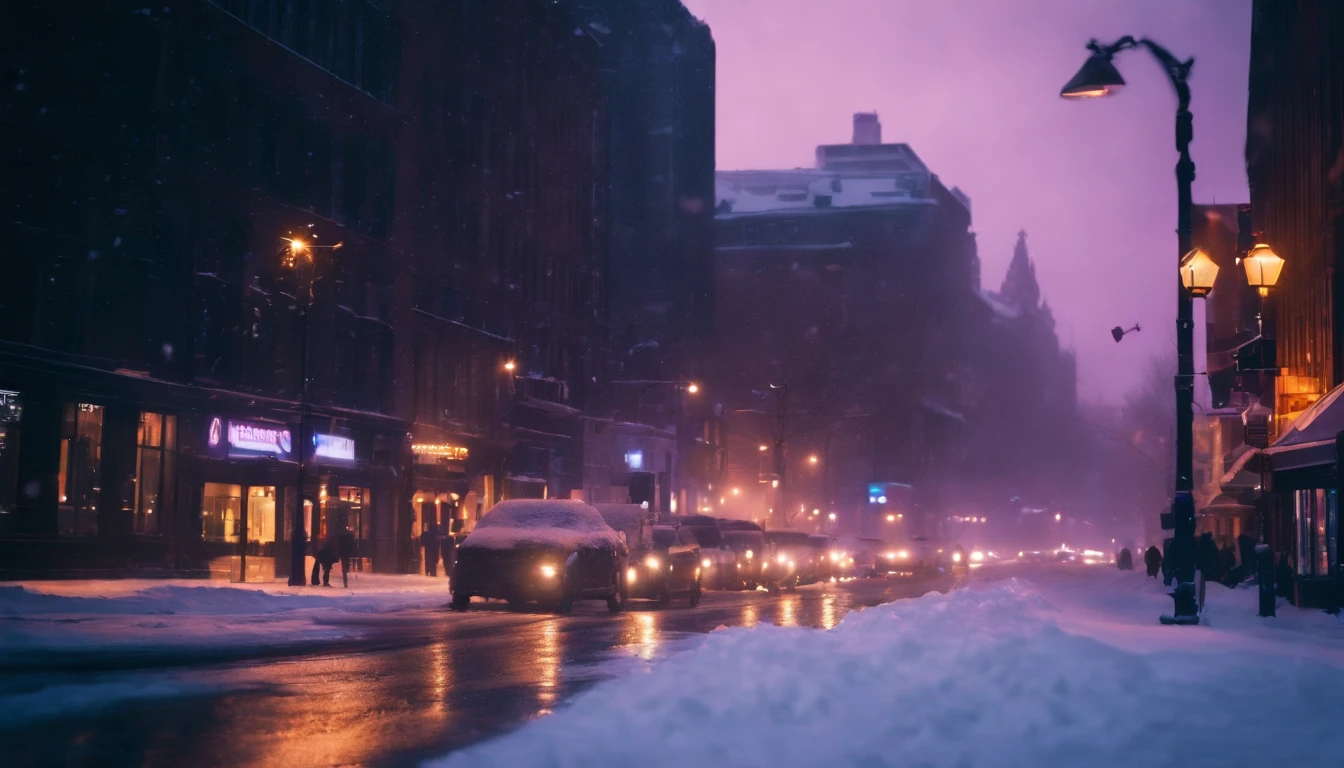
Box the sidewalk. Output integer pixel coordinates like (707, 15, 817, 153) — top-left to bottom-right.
(433, 565, 1344, 768)
(0, 573, 453, 670)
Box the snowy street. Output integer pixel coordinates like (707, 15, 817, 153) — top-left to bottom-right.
(0, 572, 952, 766)
(4, 566, 1341, 767)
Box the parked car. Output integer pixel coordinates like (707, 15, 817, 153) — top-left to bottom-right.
(718, 520, 767, 590)
(674, 515, 736, 589)
(627, 525, 702, 606)
(451, 499, 628, 614)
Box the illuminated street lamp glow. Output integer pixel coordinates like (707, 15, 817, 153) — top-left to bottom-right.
(886, 513, 896, 522)
(758, 444, 769, 452)
(1055, 513, 1062, 522)
(827, 512, 836, 522)
(732, 487, 741, 496)
(1179, 247, 1219, 297)
(808, 454, 819, 465)
(686, 382, 700, 394)
(1242, 243, 1285, 297)
(504, 360, 517, 372)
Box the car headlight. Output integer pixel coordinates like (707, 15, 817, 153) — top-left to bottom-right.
(776, 554, 787, 564)
(745, 549, 754, 560)
(701, 558, 712, 569)
(626, 567, 637, 584)
(540, 564, 557, 578)
(897, 549, 910, 559)
(970, 551, 985, 562)
(952, 552, 962, 563)
(829, 552, 839, 562)
(644, 555, 660, 571)
(884, 551, 896, 560)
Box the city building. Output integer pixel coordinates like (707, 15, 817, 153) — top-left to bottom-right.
(567, 0, 719, 516)
(1246, 0, 1344, 605)
(0, 0, 611, 579)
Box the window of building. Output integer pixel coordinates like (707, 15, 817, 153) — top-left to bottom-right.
(203, 482, 242, 541)
(57, 403, 103, 536)
(0, 391, 21, 531)
(1294, 488, 1337, 577)
(248, 485, 277, 544)
(134, 412, 177, 534)
(338, 486, 370, 541)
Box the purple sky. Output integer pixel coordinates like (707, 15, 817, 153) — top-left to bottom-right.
(683, 0, 1251, 403)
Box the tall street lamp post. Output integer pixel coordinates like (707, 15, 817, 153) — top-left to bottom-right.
(282, 234, 341, 587)
(1061, 36, 1206, 622)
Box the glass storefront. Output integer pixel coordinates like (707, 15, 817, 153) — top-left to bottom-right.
(0, 391, 21, 533)
(203, 482, 243, 541)
(134, 412, 177, 534)
(57, 403, 103, 536)
(247, 485, 277, 546)
(1294, 488, 1338, 577)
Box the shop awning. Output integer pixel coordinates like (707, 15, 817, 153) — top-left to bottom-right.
(1265, 381, 1344, 472)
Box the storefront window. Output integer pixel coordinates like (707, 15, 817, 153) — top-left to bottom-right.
(0, 391, 21, 531)
(58, 403, 103, 536)
(1294, 488, 1337, 578)
(202, 482, 242, 541)
(338, 487, 370, 541)
(248, 486, 276, 544)
(134, 412, 177, 534)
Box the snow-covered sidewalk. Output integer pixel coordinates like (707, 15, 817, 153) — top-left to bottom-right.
(0, 574, 453, 668)
(433, 567, 1344, 768)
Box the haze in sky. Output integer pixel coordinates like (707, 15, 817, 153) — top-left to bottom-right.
(684, 0, 1252, 403)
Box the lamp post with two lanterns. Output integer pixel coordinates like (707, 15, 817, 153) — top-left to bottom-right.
(1061, 38, 1285, 623)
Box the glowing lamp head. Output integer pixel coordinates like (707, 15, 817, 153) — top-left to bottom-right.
(685, 382, 700, 394)
(827, 512, 836, 522)
(1180, 247, 1219, 297)
(1242, 243, 1284, 297)
(503, 360, 517, 372)
(745, 549, 754, 560)
(952, 552, 963, 563)
(701, 558, 712, 569)
(886, 514, 896, 522)
(1060, 49, 1126, 100)
(808, 455, 819, 465)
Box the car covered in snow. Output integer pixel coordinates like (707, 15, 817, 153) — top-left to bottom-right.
(626, 525, 702, 606)
(450, 499, 628, 614)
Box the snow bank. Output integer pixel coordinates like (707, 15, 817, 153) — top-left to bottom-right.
(0, 574, 451, 663)
(461, 500, 624, 552)
(432, 567, 1344, 768)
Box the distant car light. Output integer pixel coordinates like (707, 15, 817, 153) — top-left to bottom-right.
(829, 552, 840, 562)
(971, 551, 985, 562)
(644, 555, 661, 571)
(626, 567, 637, 584)
(897, 549, 910, 560)
(745, 549, 754, 560)
(702, 558, 712, 569)
(777, 554, 787, 564)
(884, 551, 896, 560)
(952, 552, 963, 563)
(540, 564, 557, 579)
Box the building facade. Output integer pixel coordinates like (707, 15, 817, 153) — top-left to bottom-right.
(1246, 0, 1344, 605)
(0, 0, 614, 579)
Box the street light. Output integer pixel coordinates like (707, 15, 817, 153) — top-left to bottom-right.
(886, 513, 896, 523)
(503, 360, 517, 372)
(1179, 247, 1218, 298)
(1061, 35, 1201, 624)
(280, 232, 342, 587)
(808, 454, 819, 465)
(686, 382, 700, 394)
(1242, 243, 1285, 298)
(828, 512, 836, 521)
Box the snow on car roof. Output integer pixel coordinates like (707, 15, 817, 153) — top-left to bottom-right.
(461, 500, 624, 552)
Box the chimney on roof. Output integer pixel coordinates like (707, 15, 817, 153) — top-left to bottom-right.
(853, 112, 881, 145)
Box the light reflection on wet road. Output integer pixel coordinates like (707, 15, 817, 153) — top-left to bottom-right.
(1, 575, 951, 768)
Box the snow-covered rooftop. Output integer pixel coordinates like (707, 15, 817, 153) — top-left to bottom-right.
(715, 169, 936, 219)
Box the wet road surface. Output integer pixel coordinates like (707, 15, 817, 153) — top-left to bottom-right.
(1, 575, 951, 768)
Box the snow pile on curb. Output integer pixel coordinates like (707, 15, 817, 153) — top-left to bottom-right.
(0, 575, 451, 661)
(433, 570, 1344, 768)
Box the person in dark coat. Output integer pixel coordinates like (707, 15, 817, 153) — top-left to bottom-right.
(1144, 545, 1162, 578)
(1117, 548, 1133, 571)
(1276, 553, 1295, 603)
(1161, 537, 1175, 586)
(316, 539, 339, 587)
(336, 526, 356, 588)
(1237, 532, 1258, 575)
(443, 531, 458, 578)
(1218, 543, 1237, 584)
(421, 524, 440, 577)
(1196, 532, 1221, 583)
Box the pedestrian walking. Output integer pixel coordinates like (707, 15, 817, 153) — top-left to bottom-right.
(1218, 542, 1237, 586)
(440, 527, 457, 580)
(1276, 553, 1295, 603)
(336, 525, 356, 588)
(1144, 545, 1162, 578)
(421, 524, 440, 577)
(317, 539, 338, 587)
(1237, 532, 1257, 574)
(1117, 548, 1133, 571)
(1196, 532, 1221, 584)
